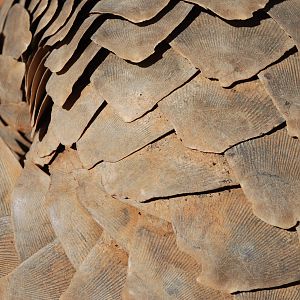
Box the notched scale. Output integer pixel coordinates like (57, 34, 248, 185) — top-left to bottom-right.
(0, 239, 75, 300)
(187, 0, 269, 20)
(123, 214, 232, 300)
(77, 105, 173, 168)
(11, 162, 55, 262)
(170, 189, 300, 292)
(171, 12, 294, 87)
(51, 84, 104, 147)
(91, 0, 171, 23)
(259, 52, 300, 138)
(159, 76, 283, 153)
(91, 1, 193, 62)
(91, 48, 197, 122)
(96, 134, 237, 202)
(60, 238, 128, 300)
(2, 4, 31, 59)
(225, 128, 300, 229)
(268, 0, 300, 49)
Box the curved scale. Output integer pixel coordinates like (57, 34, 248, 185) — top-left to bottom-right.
(188, 0, 269, 20)
(74, 168, 139, 251)
(259, 52, 300, 138)
(0, 138, 21, 217)
(45, 14, 98, 73)
(46, 41, 101, 107)
(2, 4, 31, 59)
(0, 0, 14, 33)
(268, 0, 300, 49)
(40, 0, 74, 42)
(47, 151, 102, 269)
(51, 84, 104, 146)
(124, 214, 232, 299)
(170, 189, 300, 292)
(91, 0, 171, 23)
(11, 162, 55, 262)
(91, 1, 193, 62)
(0, 123, 31, 158)
(61, 238, 128, 300)
(0, 56, 25, 104)
(77, 105, 173, 168)
(0, 216, 20, 277)
(159, 76, 283, 152)
(34, 0, 58, 35)
(225, 128, 300, 229)
(0, 102, 31, 133)
(171, 12, 294, 87)
(0, 239, 75, 300)
(46, 0, 89, 47)
(97, 134, 237, 202)
(91, 49, 197, 122)
(32, 0, 48, 23)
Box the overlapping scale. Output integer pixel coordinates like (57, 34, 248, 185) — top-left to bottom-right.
(259, 52, 300, 138)
(0, 216, 20, 277)
(188, 0, 269, 20)
(0, 123, 30, 158)
(46, 41, 101, 107)
(171, 12, 294, 86)
(91, 49, 197, 122)
(170, 189, 300, 292)
(77, 105, 173, 168)
(92, 1, 193, 62)
(11, 162, 55, 261)
(268, 0, 300, 49)
(123, 214, 232, 299)
(32, 0, 48, 23)
(0, 102, 31, 134)
(51, 84, 104, 146)
(0, 0, 14, 33)
(159, 76, 283, 152)
(40, 0, 74, 41)
(34, 0, 58, 35)
(45, 14, 98, 73)
(2, 4, 31, 59)
(47, 150, 103, 269)
(0, 239, 75, 300)
(60, 238, 128, 300)
(97, 134, 237, 202)
(0, 55, 25, 104)
(91, 0, 171, 23)
(226, 128, 300, 228)
(0, 138, 21, 217)
(45, 0, 89, 47)
(74, 168, 139, 251)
